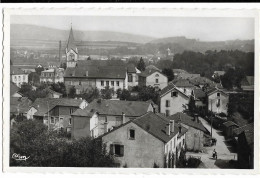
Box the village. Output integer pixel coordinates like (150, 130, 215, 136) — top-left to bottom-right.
(10, 26, 254, 169)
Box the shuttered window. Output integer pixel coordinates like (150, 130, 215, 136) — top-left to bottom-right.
(110, 144, 124, 157)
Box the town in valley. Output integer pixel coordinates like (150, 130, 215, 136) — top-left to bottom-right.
(9, 16, 254, 169)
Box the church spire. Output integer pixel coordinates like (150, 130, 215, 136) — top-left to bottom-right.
(67, 25, 77, 53)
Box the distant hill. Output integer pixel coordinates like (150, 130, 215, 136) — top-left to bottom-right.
(148, 36, 254, 53)
(10, 24, 155, 44)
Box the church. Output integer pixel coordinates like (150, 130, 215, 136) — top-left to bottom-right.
(64, 26, 138, 94)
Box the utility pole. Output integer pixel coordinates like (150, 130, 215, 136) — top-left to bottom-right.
(210, 99, 213, 137)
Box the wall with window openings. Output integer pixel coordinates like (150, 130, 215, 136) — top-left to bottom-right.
(146, 72, 168, 90)
(208, 91, 229, 115)
(11, 74, 28, 87)
(96, 78, 126, 91)
(102, 122, 165, 168)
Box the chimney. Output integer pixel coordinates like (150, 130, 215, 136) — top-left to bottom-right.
(86, 71, 88, 76)
(178, 124, 182, 134)
(122, 112, 126, 124)
(104, 122, 108, 133)
(166, 123, 170, 136)
(170, 120, 175, 133)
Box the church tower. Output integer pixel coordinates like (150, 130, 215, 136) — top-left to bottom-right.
(66, 26, 78, 68)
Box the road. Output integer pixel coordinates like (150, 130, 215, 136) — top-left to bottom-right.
(186, 117, 237, 169)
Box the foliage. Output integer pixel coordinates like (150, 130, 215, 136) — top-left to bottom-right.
(188, 96, 197, 115)
(116, 89, 131, 100)
(186, 157, 202, 168)
(87, 56, 91, 60)
(137, 57, 146, 72)
(138, 86, 159, 104)
(76, 88, 100, 103)
(50, 82, 67, 96)
(176, 149, 186, 168)
(220, 68, 246, 89)
(28, 72, 40, 84)
(60, 62, 67, 70)
(19, 83, 49, 102)
(10, 120, 116, 167)
(153, 162, 160, 168)
(101, 86, 114, 99)
(162, 68, 174, 81)
(35, 66, 44, 75)
(68, 86, 76, 98)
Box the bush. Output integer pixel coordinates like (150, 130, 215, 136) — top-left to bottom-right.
(186, 157, 201, 168)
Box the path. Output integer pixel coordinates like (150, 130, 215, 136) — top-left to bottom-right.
(186, 117, 237, 169)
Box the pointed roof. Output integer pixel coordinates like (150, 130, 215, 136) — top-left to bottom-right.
(67, 26, 77, 53)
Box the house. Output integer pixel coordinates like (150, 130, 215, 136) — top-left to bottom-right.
(10, 97, 32, 117)
(159, 83, 190, 116)
(10, 82, 23, 97)
(100, 111, 187, 168)
(241, 76, 254, 92)
(167, 112, 208, 151)
(207, 87, 229, 115)
(212, 71, 225, 79)
(172, 69, 188, 78)
(171, 79, 195, 96)
(234, 123, 254, 169)
(127, 64, 140, 88)
(27, 98, 87, 133)
(191, 88, 207, 107)
(40, 68, 64, 83)
(71, 99, 155, 139)
(222, 121, 239, 138)
(45, 88, 63, 98)
(138, 68, 168, 90)
(10, 66, 29, 87)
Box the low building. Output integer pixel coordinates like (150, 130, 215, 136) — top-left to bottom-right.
(10, 66, 29, 87)
(167, 112, 208, 151)
(159, 83, 190, 116)
(40, 68, 64, 83)
(27, 98, 87, 133)
(71, 99, 155, 139)
(222, 121, 239, 138)
(241, 76, 254, 92)
(207, 87, 229, 115)
(127, 64, 140, 88)
(138, 68, 168, 90)
(100, 112, 187, 168)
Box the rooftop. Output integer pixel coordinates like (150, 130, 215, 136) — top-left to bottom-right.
(172, 79, 194, 88)
(233, 122, 254, 136)
(167, 112, 208, 133)
(223, 121, 239, 128)
(193, 88, 206, 99)
(72, 99, 153, 117)
(159, 83, 189, 98)
(10, 97, 32, 114)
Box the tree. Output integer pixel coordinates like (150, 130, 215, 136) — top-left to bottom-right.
(137, 57, 146, 72)
(87, 56, 91, 60)
(138, 86, 159, 104)
(35, 66, 44, 75)
(76, 88, 100, 103)
(162, 68, 174, 81)
(28, 72, 40, 84)
(68, 86, 76, 98)
(188, 96, 197, 115)
(60, 62, 67, 70)
(101, 86, 114, 99)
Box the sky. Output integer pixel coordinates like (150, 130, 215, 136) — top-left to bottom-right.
(11, 15, 254, 41)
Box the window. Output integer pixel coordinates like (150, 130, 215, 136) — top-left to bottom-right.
(69, 118, 72, 125)
(183, 138, 185, 145)
(217, 93, 220, 97)
(155, 74, 159, 77)
(106, 81, 109, 86)
(70, 108, 74, 114)
(14, 76, 16, 81)
(55, 118, 59, 124)
(116, 81, 120, 86)
(110, 144, 124, 157)
(111, 81, 114, 86)
(18, 76, 21, 81)
(155, 79, 159, 83)
(128, 74, 133, 82)
(217, 99, 221, 107)
(171, 92, 178, 97)
(166, 100, 170, 107)
(101, 81, 104, 86)
(184, 88, 186, 93)
(50, 117, 55, 124)
(166, 110, 170, 117)
(129, 129, 135, 140)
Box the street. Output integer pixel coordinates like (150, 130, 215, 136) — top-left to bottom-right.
(186, 117, 237, 169)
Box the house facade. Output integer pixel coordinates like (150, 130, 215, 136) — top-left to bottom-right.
(127, 64, 140, 88)
(172, 79, 195, 96)
(40, 68, 64, 83)
(138, 69, 168, 90)
(167, 112, 208, 151)
(160, 84, 190, 117)
(207, 88, 229, 115)
(10, 67, 29, 87)
(100, 112, 187, 168)
(71, 99, 155, 140)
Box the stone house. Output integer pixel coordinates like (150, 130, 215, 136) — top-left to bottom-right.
(100, 112, 187, 168)
(138, 68, 168, 90)
(71, 99, 155, 139)
(167, 112, 208, 151)
(159, 83, 190, 116)
(207, 88, 229, 115)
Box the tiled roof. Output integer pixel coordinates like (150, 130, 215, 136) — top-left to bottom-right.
(64, 60, 127, 79)
(10, 97, 32, 114)
(138, 68, 163, 77)
(189, 76, 215, 87)
(167, 112, 208, 133)
(244, 131, 254, 149)
(133, 112, 188, 143)
(176, 73, 200, 80)
(159, 83, 189, 98)
(72, 99, 152, 117)
(241, 76, 254, 86)
(10, 82, 20, 96)
(32, 98, 84, 116)
(10, 66, 28, 75)
(233, 123, 254, 136)
(173, 79, 194, 88)
(172, 69, 188, 74)
(223, 121, 239, 127)
(206, 87, 228, 96)
(146, 65, 161, 72)
(45, 88, 62, 96)
(127, 64, 137, 73)
(193, 88, 206, 99)
(213, 71, 225, 76)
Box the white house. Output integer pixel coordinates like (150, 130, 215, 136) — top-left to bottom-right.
(207, 88, 229, 115)
(10, 67, 29, 87)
